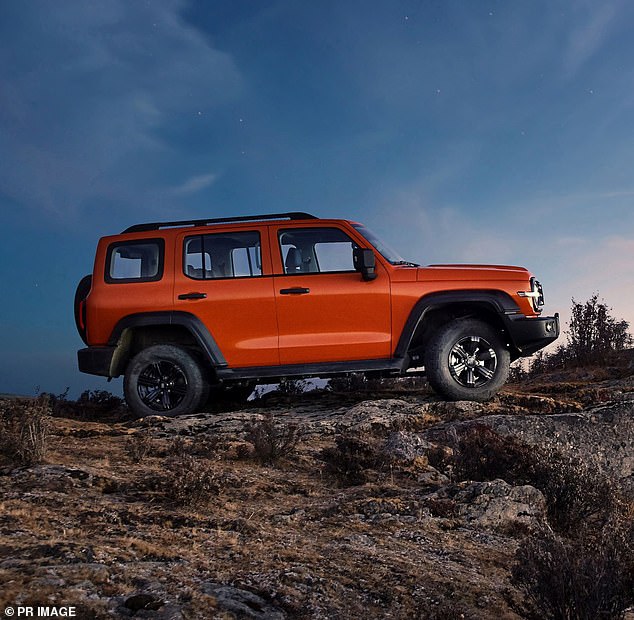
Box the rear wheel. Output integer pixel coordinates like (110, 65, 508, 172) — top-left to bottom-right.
(424, 319, 510, 402)
(124, 345, 209, 418)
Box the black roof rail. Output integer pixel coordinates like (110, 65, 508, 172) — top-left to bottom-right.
(121, 212, 318, 234)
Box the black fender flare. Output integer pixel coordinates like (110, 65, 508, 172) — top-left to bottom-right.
(394, 290, 520, 358)
(108, 311, 227, 368)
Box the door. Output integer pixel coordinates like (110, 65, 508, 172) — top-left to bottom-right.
(174, 227, 279, 367)
(270, 224, 392, 365)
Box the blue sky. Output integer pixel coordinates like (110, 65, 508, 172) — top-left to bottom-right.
(1, 0, 633, 396)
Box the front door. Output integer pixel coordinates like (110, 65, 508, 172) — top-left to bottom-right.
(270, 224, 392, 365)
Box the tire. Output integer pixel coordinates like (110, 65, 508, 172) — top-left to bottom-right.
(124, 345, 210, 418)
(74, 274, 92, 345)
(424, 319, 510, 402)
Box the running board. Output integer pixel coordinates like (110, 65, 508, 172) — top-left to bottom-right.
(216, 358, 407, 381)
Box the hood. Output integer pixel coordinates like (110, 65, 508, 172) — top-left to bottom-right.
(417, 264, 531, 282)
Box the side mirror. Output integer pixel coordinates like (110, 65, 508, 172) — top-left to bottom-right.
(353, 248, 377, 281)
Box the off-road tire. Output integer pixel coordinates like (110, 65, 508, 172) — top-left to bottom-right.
(424, 318, 510, 402)
(124, 345, 209, 418)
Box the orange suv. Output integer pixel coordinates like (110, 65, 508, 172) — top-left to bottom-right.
(75, 212, 559, 417)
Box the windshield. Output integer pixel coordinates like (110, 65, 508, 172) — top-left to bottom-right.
(352, 224, 415, 265)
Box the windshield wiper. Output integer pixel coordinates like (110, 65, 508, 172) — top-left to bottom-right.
(392, 261, 419, 267)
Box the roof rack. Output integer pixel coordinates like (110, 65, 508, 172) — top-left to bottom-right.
(121, 212, 318, 234)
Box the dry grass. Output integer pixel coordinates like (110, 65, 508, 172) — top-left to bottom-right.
(0, 396, 50, 466)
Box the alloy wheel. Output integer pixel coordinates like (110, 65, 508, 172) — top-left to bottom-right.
(448, 336, 498, 388)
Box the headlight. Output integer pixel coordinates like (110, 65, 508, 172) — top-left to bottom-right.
(518, 277, 545, 312)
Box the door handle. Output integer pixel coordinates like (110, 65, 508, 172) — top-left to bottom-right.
(178, 292, 207, 300)
(279, 287, 310, 295)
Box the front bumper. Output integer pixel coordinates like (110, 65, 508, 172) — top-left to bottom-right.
(503, 313, 560, 357)
(78, 346, 117, 377)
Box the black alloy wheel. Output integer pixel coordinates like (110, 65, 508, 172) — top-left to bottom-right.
(124, 345, 209, 418)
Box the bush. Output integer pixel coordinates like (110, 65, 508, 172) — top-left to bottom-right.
(244, 413, 302, 464)
(44, 389, 126, 420)
(512, 520, 634, 620)
(149, 455, 219, 507)
(321, 432, 384, 486)
(0, 397, 50, 466)
(452, 424, 617, 533)
(567, 294, 632, 366)
(164, 434, 220, 459)
(527, 294, 632, 376)
(125, 431, 154, 463)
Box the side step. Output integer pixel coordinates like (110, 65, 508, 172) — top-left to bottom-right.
(216, 358, 407, 381)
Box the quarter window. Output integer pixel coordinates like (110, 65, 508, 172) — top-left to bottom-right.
(106, 239, 164, 283)
(184, 231, 262, 279)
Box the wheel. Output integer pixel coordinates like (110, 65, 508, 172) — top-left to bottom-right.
(424, 319, 510, 402)
(124, 345, 209, 418)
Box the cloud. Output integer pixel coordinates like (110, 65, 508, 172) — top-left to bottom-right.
(0, 0, 242, 218)
(168, 172, 218, 196)
(562, 1, 621, 77)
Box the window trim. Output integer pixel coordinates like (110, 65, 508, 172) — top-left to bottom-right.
(105, 238, 165, 284)
(183, 230, 263, 281)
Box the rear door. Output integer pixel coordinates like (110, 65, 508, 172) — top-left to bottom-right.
(174, 226, 279, 367)
(270, 223, 392, 365)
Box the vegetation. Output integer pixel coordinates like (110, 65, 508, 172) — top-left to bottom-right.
(147, 454, 219, 507)
(444, 423, 634, 618)
(0, 396, 50, 466)
(243, 413, 302, 464)
(512, 294, 632, 380)
(321, 432, 385, 486)
(512, 518, 634, 620)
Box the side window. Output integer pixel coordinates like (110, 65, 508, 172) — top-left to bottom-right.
(106, 239, 164, 283)
(184, 231, 262, 279)
(278, 228, 357, 274)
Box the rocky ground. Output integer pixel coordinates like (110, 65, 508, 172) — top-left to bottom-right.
(1, 356, 634, 619)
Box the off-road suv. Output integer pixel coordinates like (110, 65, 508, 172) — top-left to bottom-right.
(75, 212, 559, 418)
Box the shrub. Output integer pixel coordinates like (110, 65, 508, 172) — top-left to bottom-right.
(321, 432, 384, 486)
(125, 431, 154, 463)
(452, 424, 617, 533)
(149, 455, 219, 507)
(452, 424, 536, 485)
(0, 397, 50, 466)
(164, 434, 220, 459)
(512, 520, 634, 620)
(567, 294, 632, 366)
(244, 413, 302, 464)
(527, 294, 632, 376)
(44, 388, 126, 420)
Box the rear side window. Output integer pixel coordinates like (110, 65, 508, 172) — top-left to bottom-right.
(184, 231, 262, 279)
(105, 239, 164, 283)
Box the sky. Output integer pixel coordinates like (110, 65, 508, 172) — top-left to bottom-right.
(1, 0, 633, 397)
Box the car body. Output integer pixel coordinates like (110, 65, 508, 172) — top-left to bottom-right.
(75, 212, 559, 417)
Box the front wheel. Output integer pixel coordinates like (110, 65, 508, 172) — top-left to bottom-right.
(424, 319, 510, 402)
(124, 345, 209, 418)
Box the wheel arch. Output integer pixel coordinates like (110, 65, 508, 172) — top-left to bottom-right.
(107, 312, 227, 377)
(396, 290, 521, 363)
